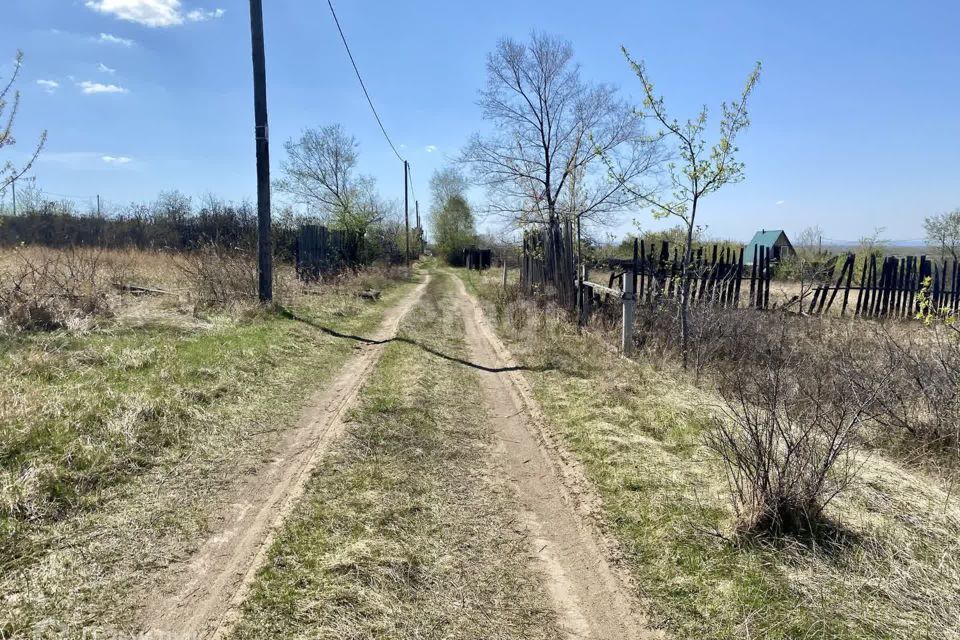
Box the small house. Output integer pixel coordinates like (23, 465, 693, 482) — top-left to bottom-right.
(745, 229, 795, 263)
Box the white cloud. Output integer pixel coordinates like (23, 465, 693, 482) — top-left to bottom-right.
(424, 145, 438, 153)
(186, 8, 225, 22)
(37, 80, 60, 93)
(86, 1, 224, 27)
(97, 62, 116, 74)
(79, 81, 129, 95)
(40, 151, 134, 170)
(98, 33, 135, 46)
(86, 0, 183, 27)
(775, 200, 785, 206)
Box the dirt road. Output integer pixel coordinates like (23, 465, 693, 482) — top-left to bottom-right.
(453, 274, 660, 639)
(140, 270, 656, 639)
(140, 276, 430, 639)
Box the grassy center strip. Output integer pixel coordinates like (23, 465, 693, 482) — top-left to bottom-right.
(231, 272, 563, 639)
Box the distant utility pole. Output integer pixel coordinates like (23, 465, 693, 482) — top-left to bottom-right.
(97, 194, 101, 217)
(11, 176, 16, 216)
(249, 0, 273, 302)
(404, 160, 410, 267)
(415, 200, 420, 255)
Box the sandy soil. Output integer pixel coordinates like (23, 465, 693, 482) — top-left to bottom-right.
(139, 276, 430, 639)
(453, 274, 662, 640)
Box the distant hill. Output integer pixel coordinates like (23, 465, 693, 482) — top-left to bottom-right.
(824, 239, 927, 248)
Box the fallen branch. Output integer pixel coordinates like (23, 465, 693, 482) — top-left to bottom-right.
(113, 282, 175, 296)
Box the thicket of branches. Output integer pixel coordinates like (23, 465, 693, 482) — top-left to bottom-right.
(1, 190, 266, 248)
(614, 298, 959, 534)
(0, 187, 410, 265)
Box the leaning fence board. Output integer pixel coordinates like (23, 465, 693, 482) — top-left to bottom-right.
(822, 254, 852, 314)
(583, 280, 624, 299)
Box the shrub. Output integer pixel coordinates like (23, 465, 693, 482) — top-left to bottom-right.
(176, 243, 260, 307)
(865, 323, 960, 456)
(0, 246, 117, 331)
(705, 328, 882, 536)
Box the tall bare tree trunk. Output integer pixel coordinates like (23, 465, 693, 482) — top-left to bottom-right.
(679, 199, 698, 369)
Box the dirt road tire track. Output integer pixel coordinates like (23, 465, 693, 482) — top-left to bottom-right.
(140, 276, 430, 639)
(453, 274, 662, 640)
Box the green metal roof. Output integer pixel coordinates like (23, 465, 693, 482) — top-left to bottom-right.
(746, 229, 787, 248)
(745, 229, 793, 263)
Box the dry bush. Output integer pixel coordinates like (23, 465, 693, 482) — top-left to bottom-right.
(863, 323, 960, 457)
(487, 281, 522, 326)
(630, 302, 765, 379)
(706, 326, 885, 536)
(325, 263, 409, 296)
(630, 298, 960, 458)
(175, 245, 413, 312)
(176, 243, 260, 307)
(0, 246, 127, 330)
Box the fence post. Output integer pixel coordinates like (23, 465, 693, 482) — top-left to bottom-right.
(579, 264, 591, 327)
(621, 265, 636, 356)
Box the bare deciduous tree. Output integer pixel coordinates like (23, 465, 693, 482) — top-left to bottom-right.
(794, 225, 824, 259)
(607, 50, 761, 368)
(461, 32, 659, 230)
(924, 209, 960, 262)
(275, 124, 382, 236)
(1, 51, 47, 195)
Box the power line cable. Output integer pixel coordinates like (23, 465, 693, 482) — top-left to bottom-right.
(325, 0, 421, 239)
(326, 0, 406, 164)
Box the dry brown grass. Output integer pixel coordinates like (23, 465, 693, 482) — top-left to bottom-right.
(0, 246, 411, 334)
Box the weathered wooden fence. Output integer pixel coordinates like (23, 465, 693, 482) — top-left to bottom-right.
(522, 234, 774, 312)
(295, 224, 362, 279)
(808, 253, 956, 319)
(519, 227, 952, 342)
(606, 240, 774, 311)
(520, 220, 576, 309)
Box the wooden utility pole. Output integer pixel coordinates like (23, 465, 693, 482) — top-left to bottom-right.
(415, 199, 420, 255)
(96, 194, 101, 217)
(249, 0, 273, 302)
(404, 160, 410, 267)
(11, 176, 16, 216)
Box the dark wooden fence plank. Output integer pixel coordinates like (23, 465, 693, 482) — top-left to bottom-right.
(824, 254, 852, 314)
(841, 254, 855, 316)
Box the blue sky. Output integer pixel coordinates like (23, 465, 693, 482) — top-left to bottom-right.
(3, 0, 958, 242)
